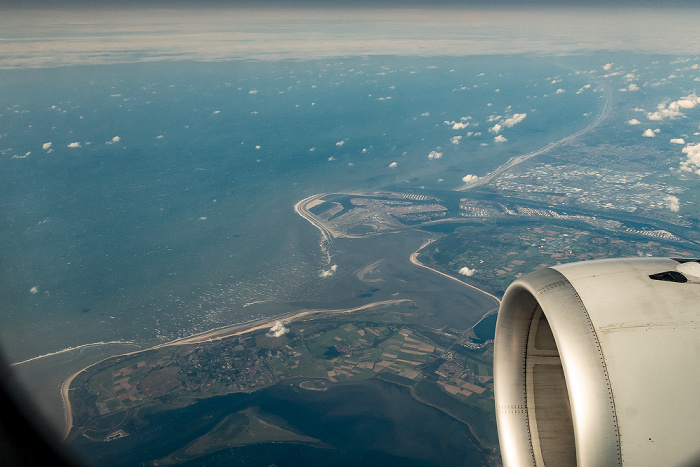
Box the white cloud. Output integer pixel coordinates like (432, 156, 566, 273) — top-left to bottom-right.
(29, 286, 38, 294)
(664, 195, 680, 212)
(266, 321, 289, 338)
(249, 89, 258, 94)
(647, 93, 700, 120)
(255, 145, 261, 149)
(642, 128, 658, 137)
(487, 115, 501, 122)
(491, 114, 527, 133)
(627, 83, 640, 91)
(388, 161, 397, 168)
(444, 117, 471, 130)
(328, 156, 336, 161)
(670, 138, 686, 144)
(319, 264, 338, 278)
(556, 88, 566, 94)
(462, 174, 479, 183)
(450, 136, 462, 145)
(157, 134, 164, 139)
(576, 84, 591, 94)
(336, 140, 345, 147)
(494, 135, 507, 143)
(421, 112, 430, 117)
(503, 113, 527, 127)
(42, 142, 52, 150)
(213, 110, 220, 114)
(680, 143, 700, 174)
(428, 150, 442, 159)
(627, 119, 641, 125)
(106, 136, 121, 145)
(603, 63, 614, 70)
(67, 142, 81, 148)
(459, 267, 476, 276)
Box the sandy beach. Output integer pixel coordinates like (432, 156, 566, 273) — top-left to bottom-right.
(409, 239, 501, 306)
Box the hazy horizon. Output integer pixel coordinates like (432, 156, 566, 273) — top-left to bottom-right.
(2, 7, 700, 69)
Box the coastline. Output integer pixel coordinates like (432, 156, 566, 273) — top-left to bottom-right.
(60, 298, 412, 440)
(409, 238, 502, 306)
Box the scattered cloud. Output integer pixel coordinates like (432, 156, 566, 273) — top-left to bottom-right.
(494, 135, 507, 143)
(248, 89, 258, 94)
(664, 195, 680, 212)
(627, 118, 641, 125)
(30, 286, 38, 294)
(576, 84, 591, 94)
(642, 128, 659, 137)
(213, 110, 220, 114)
(336, 140, 345, 147)
(555, 88, 566, 94)
(619, 83, 640, 92)
(106, 136, 121, 144)
(157, 134, 164, 139)
(491, 113, 527, 133)
(670, 138, 686, 144)
(647, 93, 700, 120)
(462, 174, 479, 183)
(503, 113, 527, 127)
(42, 142, 52, 150)
(266, 321, 289, 338)
(388, 161, 397, 168)
(421, 112, 430, 117)
(428, 150, 442, 159)
(450, 136, 462, 145)
(459, 267, 476, 276)
(67, 142, 81, 148)
(255, 145, 260, 149)
(319, 264, 338, 278)
(680, 143, 700, 174)
(603, 63, 614, 71)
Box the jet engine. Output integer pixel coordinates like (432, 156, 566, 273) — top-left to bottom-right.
(494, 257, 700, 466)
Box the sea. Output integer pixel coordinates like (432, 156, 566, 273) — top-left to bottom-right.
(0, 55, 599, 429)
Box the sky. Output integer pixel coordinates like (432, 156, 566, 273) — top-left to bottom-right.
(2, 5, 700, 69)
(3, 0, 700, 8)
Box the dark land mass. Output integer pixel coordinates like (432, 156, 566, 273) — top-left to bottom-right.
(67, 294, 500, 466)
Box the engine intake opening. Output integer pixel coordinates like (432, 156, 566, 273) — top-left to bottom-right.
(525, 305, 576, 467)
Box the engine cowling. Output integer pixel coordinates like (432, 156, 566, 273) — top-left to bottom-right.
(494, 257, 700, 466)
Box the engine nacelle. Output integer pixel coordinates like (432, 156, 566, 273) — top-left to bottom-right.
(494, 257, 700, 466)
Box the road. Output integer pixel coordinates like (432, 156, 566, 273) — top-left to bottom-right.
(458, 85, 612, 191)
